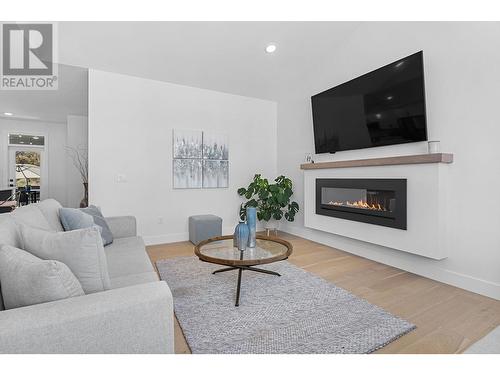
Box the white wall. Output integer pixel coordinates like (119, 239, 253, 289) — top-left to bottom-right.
(89, 69, 277, 244)
(277, 22, 500, 299)
(66, 115, 89, 208)
(0, 118, 68, 206)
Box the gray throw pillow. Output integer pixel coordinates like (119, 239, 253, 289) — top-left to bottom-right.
(59, 207, 113, 246)
(0, 245, 84, 310)
(59, 208, 94, 231)
(80, 206, 114, 246)
(20, 225, 111, 294)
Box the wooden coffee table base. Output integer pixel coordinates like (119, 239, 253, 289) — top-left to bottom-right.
(212, 265, 282, 307)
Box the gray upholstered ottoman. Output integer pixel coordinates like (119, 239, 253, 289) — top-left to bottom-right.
(189, 214, 222, 245)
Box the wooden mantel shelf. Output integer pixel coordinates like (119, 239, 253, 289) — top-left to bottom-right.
(300, 153, 454, 170)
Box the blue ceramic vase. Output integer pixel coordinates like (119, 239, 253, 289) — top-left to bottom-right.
(234, 221, 249, 251)
(246, 206, 257, 248)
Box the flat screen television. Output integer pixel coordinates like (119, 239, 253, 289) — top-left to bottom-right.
(311, 51, 427, 154)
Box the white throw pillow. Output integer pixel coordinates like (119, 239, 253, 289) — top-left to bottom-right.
(20, 225, 111, 294)
(0, 245, 84, 309)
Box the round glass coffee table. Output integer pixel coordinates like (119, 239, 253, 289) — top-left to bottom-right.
(194, 235, 293, 306)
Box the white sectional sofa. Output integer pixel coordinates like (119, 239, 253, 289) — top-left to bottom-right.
(0, 199, 174, 353)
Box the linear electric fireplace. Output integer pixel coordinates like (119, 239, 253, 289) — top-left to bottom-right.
(316, 178, 407, 229)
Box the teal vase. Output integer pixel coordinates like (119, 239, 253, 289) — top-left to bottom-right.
(234, 222, 249, 251)
(246, 207, 257, 248)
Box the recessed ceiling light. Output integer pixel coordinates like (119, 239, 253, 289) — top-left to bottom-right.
(375, 113, 382, 119)
(265, 44, 277, 53)
(386, 95, 393, 100)
(4, 112, 13, 116)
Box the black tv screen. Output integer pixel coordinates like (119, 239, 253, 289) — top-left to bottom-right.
(312, 51, 427, 154)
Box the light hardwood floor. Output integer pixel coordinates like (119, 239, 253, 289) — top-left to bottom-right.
(146, 232, 500, 354)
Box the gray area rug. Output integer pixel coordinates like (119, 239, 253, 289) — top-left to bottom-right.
(156, 256, 415, 354)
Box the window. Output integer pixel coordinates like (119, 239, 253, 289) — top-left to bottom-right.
(8, 134, 45, 146)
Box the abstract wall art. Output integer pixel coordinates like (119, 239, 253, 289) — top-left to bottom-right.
(173, 129, 203, 159)
(202, 132, 229, 161)
(202, 160, 229, 188)
(173, 129, 229, 189)
(173, 159, 202, 189)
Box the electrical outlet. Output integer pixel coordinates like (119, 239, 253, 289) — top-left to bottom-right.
(116, 174, 127, 183)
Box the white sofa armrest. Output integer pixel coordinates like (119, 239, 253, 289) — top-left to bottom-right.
(105, 216, 137, 239)
(0, 281, 174, 353)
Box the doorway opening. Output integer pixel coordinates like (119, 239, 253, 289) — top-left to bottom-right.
(8, 142, 47, 206)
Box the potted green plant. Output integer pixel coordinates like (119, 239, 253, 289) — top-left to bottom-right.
(237, 174, 299, 232)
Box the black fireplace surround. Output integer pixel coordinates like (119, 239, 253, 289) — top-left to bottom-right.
(316, 178, 407, 230)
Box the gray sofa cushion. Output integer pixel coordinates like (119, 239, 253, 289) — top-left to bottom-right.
(0, 215, 21, 311)
(105, 216, 137, 239)
(0, 245, 84, 309)
(104, 236, 158, 289)
(0, 215, 22, 248)
(80, 206, 113, 246)
(104, 236, 154, 279)
(110, 272, 159, 289)
(11, 204, 52, 231)
(36, 199, 64, 232)
(59, 208, 95, 231)
(20, 225, 111, 294)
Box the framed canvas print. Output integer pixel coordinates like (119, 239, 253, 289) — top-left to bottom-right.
(173, 159, 202, 189)
(173, 129, 203, 159)
(202, 160, 229, 188)
(218, 160, 229, 188)
(172, 129, 229, 189)
(202, 132, 229, 160)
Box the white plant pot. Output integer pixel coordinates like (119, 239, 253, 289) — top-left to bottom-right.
(264, 219, 280, 230)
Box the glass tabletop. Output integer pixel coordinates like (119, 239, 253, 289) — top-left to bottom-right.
(196, 236, 291, 265)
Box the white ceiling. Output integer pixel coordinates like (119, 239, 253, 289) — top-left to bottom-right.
(0, 22, 360, 123)
(58, 22, 361, 101)
(0, 63, 88, 123)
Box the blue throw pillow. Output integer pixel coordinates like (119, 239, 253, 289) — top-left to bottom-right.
(79, 206, 114, 246)
(59, 206, 113, 246)
(59, 208, 94, 232)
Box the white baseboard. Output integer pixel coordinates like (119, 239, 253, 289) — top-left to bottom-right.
(143, 232, 189, 246)
(281, 223, 500, 301)
(143, 225, 242, 246)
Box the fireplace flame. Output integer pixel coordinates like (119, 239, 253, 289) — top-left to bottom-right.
(328, 200, 386, 211)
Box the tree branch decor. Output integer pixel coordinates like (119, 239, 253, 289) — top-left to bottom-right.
(66, 146, 88, 184)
